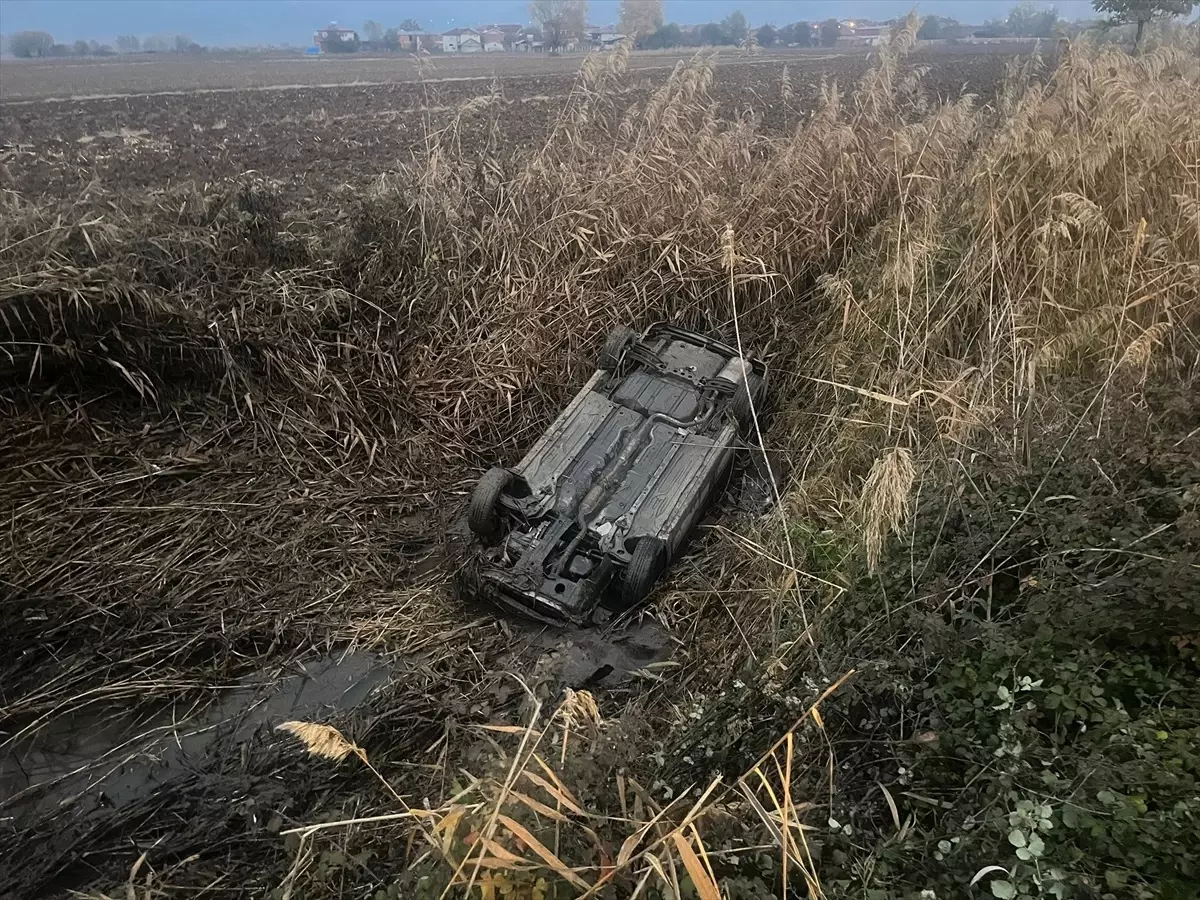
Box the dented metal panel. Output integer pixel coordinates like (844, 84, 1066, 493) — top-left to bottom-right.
(622, 424, 737, 556)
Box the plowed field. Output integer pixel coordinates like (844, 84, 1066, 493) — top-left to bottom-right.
(2, 49, 1018, 198)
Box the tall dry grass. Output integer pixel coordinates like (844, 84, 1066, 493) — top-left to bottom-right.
(0, 14, 970, 727)
(800, 37, 1200, 529)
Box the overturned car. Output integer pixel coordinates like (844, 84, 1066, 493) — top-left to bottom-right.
(461, 323, 768, 625)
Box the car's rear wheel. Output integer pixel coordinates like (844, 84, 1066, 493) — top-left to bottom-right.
(622, 537, 667, 609)
(729, 374, 764, 435)
(468, 467, 512, 541)
(599, 326, 638, 370)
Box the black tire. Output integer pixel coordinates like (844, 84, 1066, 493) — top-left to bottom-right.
(622, 537, 667, 608)
(599, 326, 638, 370)
(729, 375, 764, 434)
(468, 467, 512, 541)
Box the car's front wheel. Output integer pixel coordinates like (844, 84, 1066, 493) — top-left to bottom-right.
(622, 537, 667, 608)
(468, 467, 512, 541)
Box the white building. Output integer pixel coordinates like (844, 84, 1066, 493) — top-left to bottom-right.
(441, 28, 481, 53)
(586, 25, 625, 49)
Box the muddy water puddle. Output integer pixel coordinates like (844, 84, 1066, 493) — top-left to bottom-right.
(1, 652, 389, 821)
(2, 619, 674, 825)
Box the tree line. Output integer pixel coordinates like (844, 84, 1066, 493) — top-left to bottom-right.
(613, 0, 1195, 52)
(638, 16, 843, 50)
(913, 2, 1063, 41)
(357, 18, 427, 52)
(541, 1, 842, 51)
(627, 0, 1196, 50)
(959, 0, 1197, 46)
(3, 31, 203, 58)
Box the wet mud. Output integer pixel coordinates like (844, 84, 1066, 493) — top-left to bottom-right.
(2, 653, 389, 820)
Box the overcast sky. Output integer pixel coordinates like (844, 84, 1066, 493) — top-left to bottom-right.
(0, 1, 1106, 46)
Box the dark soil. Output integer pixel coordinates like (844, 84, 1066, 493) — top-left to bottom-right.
(1, 53, 1017, 199)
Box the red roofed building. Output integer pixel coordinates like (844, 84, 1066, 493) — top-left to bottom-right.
(313, 23, 359, 53)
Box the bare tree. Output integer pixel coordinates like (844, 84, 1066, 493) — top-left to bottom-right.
(1005, 0, 1061, 37)
(116, 34, 140, 53)
(530, 0, 588, 52)
(722, 10, 748, 44)
(619, 0, 664, 39)
(398, 18, 422, 31)
(362, 20, 384, 42)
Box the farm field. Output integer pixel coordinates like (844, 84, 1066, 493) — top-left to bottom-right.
(0, 47, 809, 99)
(2, 29, 1199, 900)
(1, 48, 1015, 197)
(0, 43, 1024, 101)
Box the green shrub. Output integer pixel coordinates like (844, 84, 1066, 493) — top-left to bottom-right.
(815, 389, 1200, 900)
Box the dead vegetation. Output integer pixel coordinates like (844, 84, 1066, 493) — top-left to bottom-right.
(1, 15, 1198, 899)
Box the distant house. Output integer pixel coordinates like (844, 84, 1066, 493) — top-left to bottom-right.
(480, 23, 524, 47)
(313, 23, 359, 53)
(481, 30, 505, 52)
(397, 30, 437, 51)
(585, 25, 625, 49)
(839, 20, 890, 45)
(441, 28, 482, 53)
(513, 36, 546, 53)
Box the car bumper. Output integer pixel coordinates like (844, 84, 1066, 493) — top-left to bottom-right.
(474, 568, 593, 626)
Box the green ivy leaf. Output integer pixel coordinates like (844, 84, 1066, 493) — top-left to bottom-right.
(991, 881, 1017, 899)
(1028, 833, 1045, 857)
(1008, 828, 1027, 848)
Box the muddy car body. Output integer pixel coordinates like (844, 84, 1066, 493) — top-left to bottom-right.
(464, 323, 768, 625)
